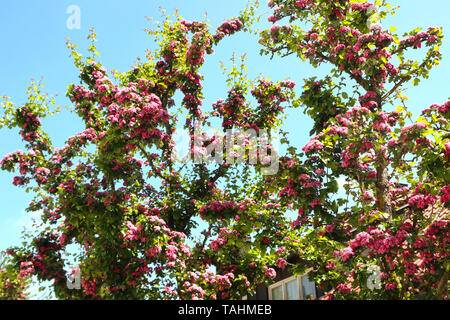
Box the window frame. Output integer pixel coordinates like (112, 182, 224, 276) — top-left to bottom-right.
(268, 275, 304, 300)
(300, 273, 317, 300)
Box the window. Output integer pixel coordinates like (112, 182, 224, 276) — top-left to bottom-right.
(285, 278, 299, 300)
(271, 284, 284, 300)
(301, 274, 317, 299)
(268, 274, 316, 300)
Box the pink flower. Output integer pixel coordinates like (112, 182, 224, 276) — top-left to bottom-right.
(165, 245, 178, 261)
(302, 137, 324, 153)
(444, 141, 450, 157)
(413, 237, 429, 249)
(261, 237, 270, 244)
(276, 258, 287, 269)
(408, 193, 437, 209)
(125, 221, 143, 241)
(146, 246, 162, 257)
(309, 199, 322, 208)
(270, 25, 281, 34)
(328, 125, 348, 135)
(385, 282, 397, 290)
(268, 15, 278, 23)
(373, 120, 390, 132)
(291, 220, 300, 228)
(336, 283, 351, 293)
(439, 185, 450, 203)
(361, 191, 376, 202)
(401, 122, 427, 135)
(350, 232, 371, 250)
(356, 232, 371, 246)
(281, 80, 296, 88)
(298, 174, 310, 181)
(264, 266, 277, 279)
(59, 233, 68, 246)
(341, 247, 354, 262)
(19, 261, 34, 278)
(294, 0, 308, 8)
(404, 262, 418, 275)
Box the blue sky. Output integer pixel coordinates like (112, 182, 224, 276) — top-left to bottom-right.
(0, 0, 449, 259)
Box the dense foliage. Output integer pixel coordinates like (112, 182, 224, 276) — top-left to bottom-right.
(0, 0, 448, 299)
(0, 253, 30, 300)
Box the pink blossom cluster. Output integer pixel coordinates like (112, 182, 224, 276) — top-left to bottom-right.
(350, 2, 373, 12)
(124, 221, 144, 241)
(106, 93, 168, 141)
(385, 282, 397, 290)
(439, 185, 450, 204)
(214, 19, 244, 42)
(400, 122, 427, 135)
(81, 279, 98, 296)
(210, 236, 227, 251)
(294, 0, 313, 9)
(408, 191, 437, 209)
(424, 220, 449, 244)
(199, 200, 242, 219)
(180, 20, 208, 33)
(336, 283, 352, 293)
(269, 24, 292, 38)
(309, 199, 323, 208)
(302, 134, 324, 153)
(186, 32, 212, 66)
(372, 111, 399, 132)
(400, 27, 441, 49)
(422, 101, 449, 116)
(14, 106, 42, 142)
(361, 227, 409, 256)
(276, 258, 287, 269)
(279, 179, 298, 198)
(341, 247, 354, 262)
(146, 246, 162, 258)
(68, 65, 173, 145)
(328, 124, 348, 135)
(1, 150, 30, 180)
(212, 79, 291, 130)
(349, 232, 371, 250)
(263, 266, 277, 279)
(19, 261, 34, 278)
(212, 90, 246, 128)
(165, 245, 179, 261)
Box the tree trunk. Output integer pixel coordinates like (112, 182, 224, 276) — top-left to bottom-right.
(375, 159, 392, 216)
(436, 269, 448, 300)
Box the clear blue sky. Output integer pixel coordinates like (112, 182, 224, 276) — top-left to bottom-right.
(0, 0, 449, 255)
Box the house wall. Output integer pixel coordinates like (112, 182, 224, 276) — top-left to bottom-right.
(245, 268, 324, 300)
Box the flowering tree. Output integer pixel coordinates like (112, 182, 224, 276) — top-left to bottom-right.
(0, 3, 298, 300)
(259, 0, 449, 299)
(0, 0, 448, 300)
(0, 252, 30, 300)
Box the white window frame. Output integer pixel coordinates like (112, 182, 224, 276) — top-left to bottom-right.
(268, 275, 303, 300)
(268, 273, 316, 300)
